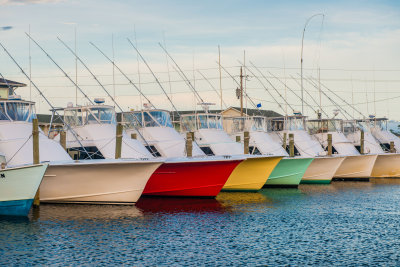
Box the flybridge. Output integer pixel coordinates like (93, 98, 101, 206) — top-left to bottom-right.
(0, 78, 26, 99)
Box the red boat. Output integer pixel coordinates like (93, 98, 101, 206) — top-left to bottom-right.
(142, 157, 243, 197)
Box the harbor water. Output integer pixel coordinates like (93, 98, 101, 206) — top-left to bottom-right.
(1, 180, 400, 265)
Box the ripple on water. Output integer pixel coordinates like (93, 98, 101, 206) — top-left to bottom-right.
(1, 181, 400, 265)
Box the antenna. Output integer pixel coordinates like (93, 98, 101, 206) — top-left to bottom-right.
(197, 70, 227, 109)
(75, 26, 78, 106)
(218, 45, 222, 110)
(28, 24, 32, 102)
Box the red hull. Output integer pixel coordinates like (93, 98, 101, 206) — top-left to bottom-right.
(143, 160, 242, 197)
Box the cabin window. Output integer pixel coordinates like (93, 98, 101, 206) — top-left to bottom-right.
(249, 146, 262, 155)
(86, 107, 116, 125)
(200, 146, 214, 156)
(181, 115, 197, 132)
(5, 102, 34, 122)
(144, 111, 173, 128)
(145, 145, 162, 157)
(67, 146, 105, 160)
(0, 103, 9, 120)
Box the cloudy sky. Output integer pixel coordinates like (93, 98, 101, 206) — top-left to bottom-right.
(1, 0, 400, 119)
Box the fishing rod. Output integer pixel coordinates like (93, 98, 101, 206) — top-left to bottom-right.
(158, 43, 204, 103)
(0, 41, 93, 159)
(306, 76, 366, 119)
(90, 41, 156, 108)
(58, 37, 159, 158)
(240, 61, 288, 115)
(196, 70, 227, 109)
(57, 37, 123, 112)
(25, 33, 94, 105)
(248, 61, 295, 115)
(127, 38, 179, 114)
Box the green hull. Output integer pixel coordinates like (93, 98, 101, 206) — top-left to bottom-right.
(300, 179, 331, 184)
(264, 157, 313, 187)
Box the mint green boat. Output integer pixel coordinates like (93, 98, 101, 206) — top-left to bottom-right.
(264, 157, 313, 188)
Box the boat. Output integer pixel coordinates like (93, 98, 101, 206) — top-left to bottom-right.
(223, 115, 313, 187)
(268, 115, 345, 184)
(121, 109, 244, 197)
(0, 160, 48, 216)
(0, 97, 162, 204)
(343, 118, 400, 178)
(179, 112, 283, 191)
(307, 118, 377, 179)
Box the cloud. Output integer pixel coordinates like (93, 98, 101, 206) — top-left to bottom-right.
(0, 0, 62, 5)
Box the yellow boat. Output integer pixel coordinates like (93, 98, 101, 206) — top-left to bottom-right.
(222, 156, 282, 191)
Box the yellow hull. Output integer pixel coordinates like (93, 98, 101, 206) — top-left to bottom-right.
(222, 156, 282, 191)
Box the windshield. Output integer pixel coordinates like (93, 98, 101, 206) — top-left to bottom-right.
(0, 101, 36, 122)
(307, 119, 342, 134)
(87, 107, 116, 124)
(181, 115, 197, 132)
(343, 121, 358, 134)
(375, 119, 388, 131)
(121, 112, 142, 129)
(287, 117, 305, 131)
(205, 114, 223, 129)
(143, 110, 173, 128)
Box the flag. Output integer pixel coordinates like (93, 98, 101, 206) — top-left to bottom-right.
(256, 103, 262, 108)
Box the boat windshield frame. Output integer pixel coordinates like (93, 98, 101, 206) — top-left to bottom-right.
(356, 118, 388, 131)
(307, 118, 343, 134)
(224, 116, 267, 134)
(124, 109, 173, 129)
(180, 113, 224, 132)
(63, 105, 116, 127)
(0, 99, 37, 122)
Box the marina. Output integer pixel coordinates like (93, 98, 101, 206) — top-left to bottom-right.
(1, 0, 400, 265)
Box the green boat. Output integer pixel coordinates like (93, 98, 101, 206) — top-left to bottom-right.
(264, 157, 313, 188)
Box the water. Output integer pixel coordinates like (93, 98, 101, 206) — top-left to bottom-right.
(1, 180, 400, 265)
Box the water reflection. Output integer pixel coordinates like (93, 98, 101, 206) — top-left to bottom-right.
(136, 197, 228, 214)
(370, 177, 400, 185)
(29, 204, 143, 222)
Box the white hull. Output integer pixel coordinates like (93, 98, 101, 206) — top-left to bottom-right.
(0, 164, 47, 202)
(40, 160, 162, 204)
(302, 156, 345, 183)
(371, 153, 400, 177)
(334, 154, 378, 178)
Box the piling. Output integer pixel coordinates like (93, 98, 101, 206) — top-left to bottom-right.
(236, 136, 241, 143)
(32, 118, 40, 207)
(360, 130, 365, 154)
(186, 132, 193, 157)
(390, 141, 396, 153)
(131, 133, 137, 139)
(60, 131, 66, 150)
(244, 131, 250, 154)
(282, 132, 287, 149)
(289, 133, 294, 157)
(327, 133, 332, 156)
(115, 123, 123, 159)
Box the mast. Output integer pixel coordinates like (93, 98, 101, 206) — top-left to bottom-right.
(75, 26, 78, 106)
(29, 24, 32, 102)
(218, 45, 222, 110)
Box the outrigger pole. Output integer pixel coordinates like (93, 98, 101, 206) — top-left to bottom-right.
(127, 38, 180, 114)
(0, 41, 93, 159)
(89, 41, 156, 109)
(25, 33, 94, 105)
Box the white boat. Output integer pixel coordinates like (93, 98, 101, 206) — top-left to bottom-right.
(0, 98, 162, 204)
(268, 115, 345, 184)
(307, 118, 377, 179)
(0, 161, 48, 216)
(179, 113, 283, 191)
(344, 119, 400, 178)
(223, 115, 313, 187)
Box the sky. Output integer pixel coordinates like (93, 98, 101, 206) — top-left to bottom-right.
(1, 0, 400, 120)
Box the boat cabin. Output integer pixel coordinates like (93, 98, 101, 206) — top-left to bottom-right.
(268, 115, 307, 132)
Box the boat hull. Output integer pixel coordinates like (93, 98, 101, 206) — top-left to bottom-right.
(371, 153, 400, 177)
(143, 159, 242, 197)
(334, 154, 378, 179)
(301, 157, 345, 184)
(223, 156, 282, 191)
(265, 157, 313, 187)
(0, 164, 47, 216)
(40, 161, 161, 205)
